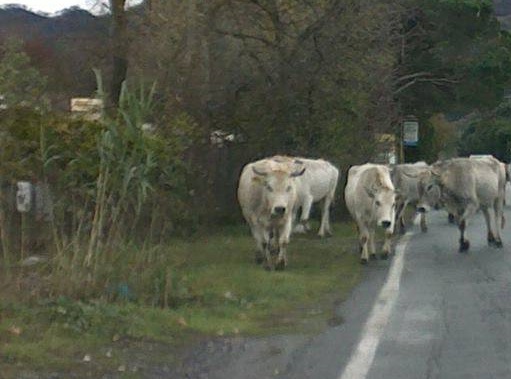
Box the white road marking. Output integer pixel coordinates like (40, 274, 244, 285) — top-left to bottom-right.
(337, 227, 415, 379)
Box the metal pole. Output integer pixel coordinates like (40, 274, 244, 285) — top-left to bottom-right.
(400, 120, 405, 163)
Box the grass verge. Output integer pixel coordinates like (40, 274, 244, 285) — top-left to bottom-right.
(0, 222, 361, 377)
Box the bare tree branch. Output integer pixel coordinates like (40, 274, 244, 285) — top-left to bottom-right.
(394, 76, 459, 95)
(214, 28, 276, 48)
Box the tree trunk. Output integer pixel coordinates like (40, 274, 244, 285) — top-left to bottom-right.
(109, 0, 128, 109)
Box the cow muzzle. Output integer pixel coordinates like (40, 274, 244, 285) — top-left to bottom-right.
(380, 220, 392, 229)
(417, 206, 426, 213)
(272, 206, 286, 217)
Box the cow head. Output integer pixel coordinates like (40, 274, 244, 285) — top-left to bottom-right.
(415, 169, 443, 213)
(252, 165, 306, 218)
(365, 185, 396, 230)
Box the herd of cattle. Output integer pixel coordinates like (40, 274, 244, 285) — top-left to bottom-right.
(237, 155, 508, 270)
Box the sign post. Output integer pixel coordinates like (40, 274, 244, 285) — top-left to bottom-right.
(403, 120, 419, 147)
(401, 116, 419, 162)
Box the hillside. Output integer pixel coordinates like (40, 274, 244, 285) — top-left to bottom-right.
(494, 0, 511, 29)
(0, 1, 510, 107)
(0, 5, 110, 108)
(494, 0, 511, 16)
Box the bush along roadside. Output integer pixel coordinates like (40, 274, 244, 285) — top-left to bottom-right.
(0, 77, 362, 376)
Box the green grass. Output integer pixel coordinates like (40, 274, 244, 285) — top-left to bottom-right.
(0, 222, 361, 377)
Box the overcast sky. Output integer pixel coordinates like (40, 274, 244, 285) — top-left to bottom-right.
(0, 1, 141, 14)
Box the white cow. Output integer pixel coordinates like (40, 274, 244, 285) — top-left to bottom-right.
(470, 155, 509, 208)
(237, 158, 306, 270)
(417, 157, 506, 252)
(288, 158, 339, 237)
(345, 164, 396, 264)
(390, 161, 430, 233)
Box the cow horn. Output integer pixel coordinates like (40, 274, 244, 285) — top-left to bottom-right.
(290, 167, 306, 177)
(252, 166, 267, 176)
(402, 171, 419, 179)
(431, 168, 441, 177)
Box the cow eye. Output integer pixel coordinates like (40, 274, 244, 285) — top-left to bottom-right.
(375, 200, 381, 207)
(266, 185, 273, 192)
(286, 186, 292, 192)
(426, 184, 433, 191)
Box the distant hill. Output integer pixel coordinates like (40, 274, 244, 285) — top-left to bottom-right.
(494, 0, 511, 17)
(0, 1, 509, 108)
(0, 5, 108, 44)
(0, 5, 110, 109)
(494, 0, 511, 29)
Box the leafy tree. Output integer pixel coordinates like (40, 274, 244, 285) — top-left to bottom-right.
(396, 0, 511, 113)
(109, 0, 128, 108)
(0, 38, 49, 110)
(458, 98, 511, 161)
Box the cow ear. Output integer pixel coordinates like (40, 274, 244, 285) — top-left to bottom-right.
(365, 186, 375, 198)
(252, 166, 267, 176)
(290, 167, 306, 177)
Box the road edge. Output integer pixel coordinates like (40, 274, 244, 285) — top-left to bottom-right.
(337, 226, 416, 379)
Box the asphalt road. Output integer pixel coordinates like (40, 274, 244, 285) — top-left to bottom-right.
(173, 202, 511, 379)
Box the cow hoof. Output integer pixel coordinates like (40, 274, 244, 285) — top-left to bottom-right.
(459, 240, 470, 252)
(370, 254, 377, 260)
(421, 227, 428, 233)
(380, 253, 389, 260)
(255, 255, 265, 264)
(263, 262, 274, 271)
(275, 260, 286, 271)
(494, 240, 503, 248)
(293, 224, 307, 234)
(360, 258, 368, 265)
(448, 214, 455, 224)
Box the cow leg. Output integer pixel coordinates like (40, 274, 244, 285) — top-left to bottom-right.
(493, 197, 504, 248)
(369, 229, 377, 260)
(299, 194, 314, 232)
(319, 187, 335, 237)
(276, 218, 293, 270)
(292, 204, 306, 234)
(382, 229, 393, 259)
(420, 211, 428, 233)
(458, 202, 478, 252)
(262, 228, 276, 271)
(458, 219, 470, 252)
(248, 219, 266, 264)
(482, 207, 497, 247)
(318, 197, 332, 237)
(275, 244, 288, 271)
(394, 200, 406, 234)
(359, 224, 370, 264)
